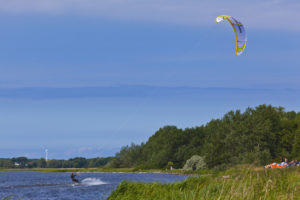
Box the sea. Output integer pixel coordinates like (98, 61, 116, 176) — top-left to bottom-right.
(0, 171, 189, 200)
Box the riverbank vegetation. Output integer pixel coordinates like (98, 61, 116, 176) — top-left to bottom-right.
(0, 157, 113, 169)
(108, 104, 300, 170)
(0, 167, 134, 173)
(1, 105, 300, 172)
(108, 165, 300, 200)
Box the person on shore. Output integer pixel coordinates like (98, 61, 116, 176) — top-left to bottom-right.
(288, 160, 296, 167)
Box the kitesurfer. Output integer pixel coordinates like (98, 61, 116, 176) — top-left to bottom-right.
(71, 173, 79, 183)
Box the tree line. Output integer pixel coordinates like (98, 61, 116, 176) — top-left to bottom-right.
(0, 157, 113, 168)
(2, 105, 300, 170)
(108, 105, 300, 169)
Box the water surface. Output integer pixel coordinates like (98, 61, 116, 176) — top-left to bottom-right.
(0, 171, 188, 200)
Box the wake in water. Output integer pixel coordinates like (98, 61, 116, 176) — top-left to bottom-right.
(80, 178, 107, 186)
(2, 178, 108, 189)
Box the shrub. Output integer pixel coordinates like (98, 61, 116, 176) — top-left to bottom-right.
(183, 155, 206, 171)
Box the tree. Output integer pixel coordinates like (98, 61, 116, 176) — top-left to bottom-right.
(70, 157, 88, 168)
(183, 155, 206, 171)
(110, 105, 300, 169)
(0, 159, 13, 168)
(167, 161, 174, 170)
(12, 157, 28, 168)
(47, 159, 63, 168)
(38, 158, 47, 168)
(292, 130, 300, 159)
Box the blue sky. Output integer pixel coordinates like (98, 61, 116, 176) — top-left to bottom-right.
(0, 0, 300, 159)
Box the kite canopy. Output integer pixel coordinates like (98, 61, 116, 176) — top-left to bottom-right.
(216, 15, 247, 56)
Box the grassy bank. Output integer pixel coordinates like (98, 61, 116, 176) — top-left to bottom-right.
(108, 165, 300, 200)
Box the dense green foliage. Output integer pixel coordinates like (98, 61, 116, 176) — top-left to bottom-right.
(2, 105, 300, 170)
(109, 105, 300, 169)
(183, 155, 206, 171)
(108, 165, 300, 200)
(0, 157, 113, 169)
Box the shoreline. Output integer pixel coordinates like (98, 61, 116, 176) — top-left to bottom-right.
(0, 167, 204, 176)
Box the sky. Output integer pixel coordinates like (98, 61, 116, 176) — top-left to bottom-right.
(0, 0, 300, 159)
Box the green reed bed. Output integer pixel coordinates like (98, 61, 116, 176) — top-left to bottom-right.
(108, 165, 300, 200)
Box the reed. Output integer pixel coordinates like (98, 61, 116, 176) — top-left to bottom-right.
(108, 165, 300, 200)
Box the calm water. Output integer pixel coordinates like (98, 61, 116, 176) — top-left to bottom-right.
(0, 171, 188, 200)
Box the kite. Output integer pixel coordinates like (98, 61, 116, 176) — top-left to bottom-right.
(216, 15, 247, 56)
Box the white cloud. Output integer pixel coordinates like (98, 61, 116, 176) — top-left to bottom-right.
(0, 0, 299, 30)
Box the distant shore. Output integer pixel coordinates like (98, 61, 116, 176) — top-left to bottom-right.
(0, 168, 134, 173)
(0, 167, 177, 173)
(0, 167, 206, 176)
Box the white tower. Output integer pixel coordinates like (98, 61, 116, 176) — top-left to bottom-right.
(45, 149, 48, 161)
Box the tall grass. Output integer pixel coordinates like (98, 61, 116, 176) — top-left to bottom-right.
(108, 165, 300, 200)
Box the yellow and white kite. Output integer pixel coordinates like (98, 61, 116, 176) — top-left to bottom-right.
(216, 15, 247, 56)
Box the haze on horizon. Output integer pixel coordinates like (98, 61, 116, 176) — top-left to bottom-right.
(0, 0, 299, 159)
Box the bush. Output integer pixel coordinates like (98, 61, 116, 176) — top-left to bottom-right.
(183, 155, 206, 171)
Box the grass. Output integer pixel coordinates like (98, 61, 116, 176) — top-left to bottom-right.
(107, 165, 300, 200)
